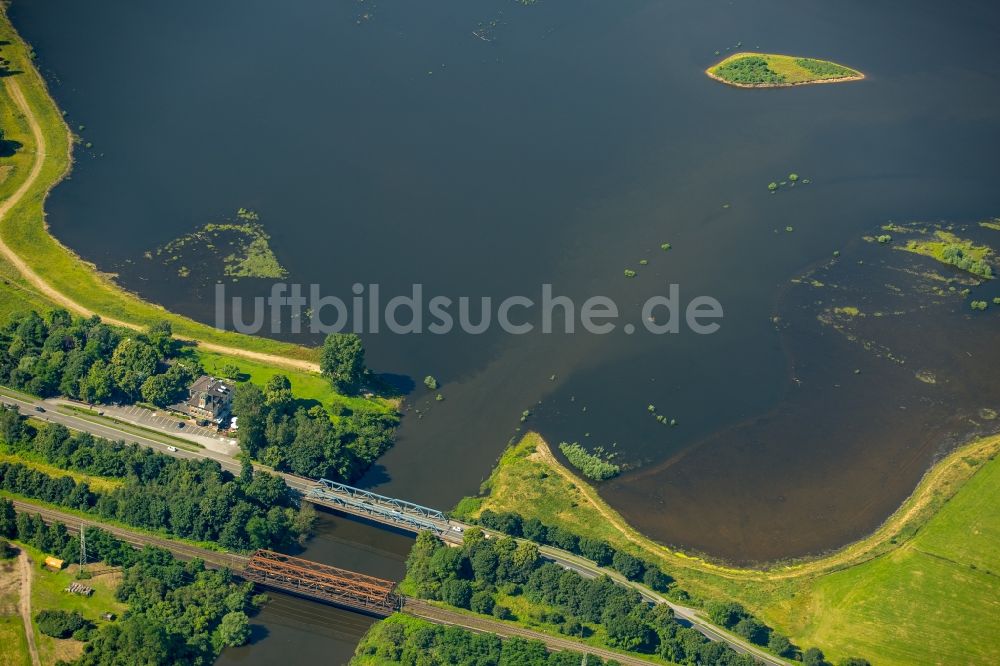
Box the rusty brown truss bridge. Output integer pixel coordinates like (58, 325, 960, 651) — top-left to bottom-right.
(242, 549, 403, 616)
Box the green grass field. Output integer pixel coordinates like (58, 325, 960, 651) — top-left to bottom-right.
(780, 448, 1000, 664)
(458, 432, 1000, 665)
(18, 542, 126, 665)
(707, 52, 863, 87)
(192, 349, 389, 415)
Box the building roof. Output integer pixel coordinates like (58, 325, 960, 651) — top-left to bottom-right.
(188, 376, 233, 401)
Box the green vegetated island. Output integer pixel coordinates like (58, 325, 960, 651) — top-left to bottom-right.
(706, 52, 864, 88)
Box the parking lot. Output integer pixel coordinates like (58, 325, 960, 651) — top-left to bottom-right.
(96, 403, 239, 453)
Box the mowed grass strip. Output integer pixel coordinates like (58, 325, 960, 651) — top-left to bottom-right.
(0, 450, 122, 492)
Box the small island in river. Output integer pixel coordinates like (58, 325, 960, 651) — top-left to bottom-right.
(706, 52, 864, 88)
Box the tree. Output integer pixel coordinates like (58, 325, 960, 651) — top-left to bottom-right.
(231, 383, 268, 457)
(216, 611, 251, 648)
(221, 364, 241, 380)
(579, 537, 613, 566)
(146, 321, 176, 356)
(80, 360, 114, 404)
(440, 579, 473, 609)
(110, 338, 160, 399)
(140, 373, 175, 407)
(839, 659, 871, 666)
(611, 551, 645, 581)
(768, 632, 793, 657)
(707, 600, 747, 628)
(803, 647, 829, 666)
(320, 333, 366, 392)
(642, 566, 672, 592)
(470, 590, 495, 615)
(264, 374, 294, 411)
(0, 499, 15, 538)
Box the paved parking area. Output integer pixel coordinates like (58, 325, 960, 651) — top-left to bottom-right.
(112, 404, 221, 438)
(90, 403, 239, 454)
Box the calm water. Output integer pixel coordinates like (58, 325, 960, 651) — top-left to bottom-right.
(9, 0, 1000, 661)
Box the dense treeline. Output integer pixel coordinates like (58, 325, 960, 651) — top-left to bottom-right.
(231, 377, 398, 481)
(0, 407, 312, 551)
(474, 509, 673, 594)
(406, 529, 758, 665)
(352, 614, 621, 666)
(472, 510, 869, 665)
(0, 498, 260, 664)
(0, 308, 399, 484)
(0, 309, 195, 406)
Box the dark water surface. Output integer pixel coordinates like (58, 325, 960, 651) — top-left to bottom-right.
(9, 0, 1000, 661)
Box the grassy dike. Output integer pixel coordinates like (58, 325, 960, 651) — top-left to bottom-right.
(453, 432, 1000, 665)
(0, 10, 318, 366)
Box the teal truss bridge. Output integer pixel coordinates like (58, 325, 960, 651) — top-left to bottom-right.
(305, 479, 451, 536)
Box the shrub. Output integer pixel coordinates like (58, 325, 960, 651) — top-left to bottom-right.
(423, 376, 438, 390)
(558, 442, 620, 481)
(36, 609, 91, 639)
(578, 538, 614, 566)
(768, 632, 794, 657)
(440, 579, 473, 609)
(642, 566, 672, 592)
(470, 590, 495, 615)
(611, 551, 645, 581)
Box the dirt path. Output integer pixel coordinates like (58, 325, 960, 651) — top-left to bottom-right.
(0, 76, 320, 374)
(17, 550, 40, 666)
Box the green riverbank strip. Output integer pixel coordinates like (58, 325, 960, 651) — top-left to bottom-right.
(0, 10, 316, 364)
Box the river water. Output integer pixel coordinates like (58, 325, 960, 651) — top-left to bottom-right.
(9, 0, 1000, 662)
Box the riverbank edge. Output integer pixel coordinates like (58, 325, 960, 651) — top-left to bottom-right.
(0, 9, 321, 369)
(705, 52, 865, 88)
(458, 430, 1000, 581)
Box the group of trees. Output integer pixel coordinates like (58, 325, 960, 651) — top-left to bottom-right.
(0, 409, 313, 552)
(0, 499, 260, 664)
(36, 610, 93, 640)
(230, 377, 397, 481)
(405, 529, 758, 666)
(474, 510, 672, 593)
(0, 310, 196, 407)
(714, 56, 785, 84)
(940, 244, 994, 279)
(353, 615, 620, 666)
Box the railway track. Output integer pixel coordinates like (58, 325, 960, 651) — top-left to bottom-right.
(7, 498, 248, 570)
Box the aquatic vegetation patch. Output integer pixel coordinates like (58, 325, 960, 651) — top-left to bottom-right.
(899, 230, 994, 280)
(148, 208, 288, 280)
(558, 441, 621, 481)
